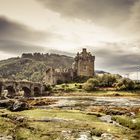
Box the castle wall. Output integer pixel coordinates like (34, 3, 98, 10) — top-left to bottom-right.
(45, 68, 57, 85)
(45, 68, 74, 85)
(45, 48, 95, 85)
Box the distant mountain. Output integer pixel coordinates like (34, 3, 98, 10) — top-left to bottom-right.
(95, 70, 110, 74)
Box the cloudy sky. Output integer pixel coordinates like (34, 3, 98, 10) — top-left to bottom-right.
(0, 0, 140, 75)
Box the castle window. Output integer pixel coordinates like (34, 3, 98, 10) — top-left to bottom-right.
(83, 65, 87, 70)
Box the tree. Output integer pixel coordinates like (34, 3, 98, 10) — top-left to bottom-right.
(30, 72, 44, 82)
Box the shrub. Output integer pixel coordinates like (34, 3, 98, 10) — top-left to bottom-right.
(73, 76, 89, 83)
(134, 83, 140, 90)
(114, 78, 135, 91)
(64, 87, 75, 93)
(77, 84, 82, 89)
(61, 84, 69, 88)
(96, 74, 121, 87)
(83, 78, 99, 91)
(57, 80, 63, 84)
(112, 116, 140, 130)
(44, 84, 52, 91)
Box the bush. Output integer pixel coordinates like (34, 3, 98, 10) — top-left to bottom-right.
(64, 87, 75, 93)
(114, 78, 135, 91)
(77, 84, 82, 89)
(83, 78, 99, 91)
(134, 83, 140, 90)
(61, 84, 69, 88)
(73, 76, 89, 83)
(96, 74, 121, 87)
(112, 116, 140, 130)
(57, 80, 63, 84)
(44, 84, 52, 91)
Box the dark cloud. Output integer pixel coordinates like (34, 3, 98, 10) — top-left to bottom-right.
(37, 0, 137, 27)
(124, 0, 140, 36)
(0, 16, 50, 54)
(0, 16, 46, 42)
(0, 40, 46, 54)
(92, 42, 140, 73)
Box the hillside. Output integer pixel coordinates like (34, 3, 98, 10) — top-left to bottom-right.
(0, 53, 74, 82)
(0, 52, 108, 83)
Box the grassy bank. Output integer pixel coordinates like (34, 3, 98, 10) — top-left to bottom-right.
(54, 90, 140, 97)
(52, 83, 140, 97)
(0, 108, 139, 139)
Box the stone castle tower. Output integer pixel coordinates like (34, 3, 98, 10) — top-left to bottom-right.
(45, 48, 95, 85)
(73, 48, 95, 77)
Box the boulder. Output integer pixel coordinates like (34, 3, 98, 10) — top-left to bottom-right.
(106, 109, 127, 115)
(9, 101, 29, 111)
(77, 131, 92, 140)
(0, 100, 14, 108)
(86, 112, 102, 117)
(101, 133, 115, 140)
(99, 115, 113, 123)
(0, 135, 13, 140)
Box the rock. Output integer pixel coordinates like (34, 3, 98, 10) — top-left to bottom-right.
(35, 117, 73, 123)
(61, 130, 72, 139)
(77, 131, 92, 140)
(0, 96, 8, 100)
(99, 115, 113, 123)
(113, 93, 120, 96)
(106, 109, 127, 115)
(129, 112, 136, 117)
(92, 136, 102, 140)
(0, 134, 13, 140)
(14, 96, 24, 99)
(0, 99, 30, 111)
(0, 90, 8, 99)
(86, 112, 102, 117)
(16, 116, 27, 122)
(9, 101, 29, 111)
(0, 100, 14, 108)
(101, 133, 115, 140)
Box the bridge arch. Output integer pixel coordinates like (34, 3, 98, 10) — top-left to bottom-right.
(34, 87, 41, 97)
(6, 86, 16, 97)
(22, 87, 31, 97)
(0, 80, 43, 98)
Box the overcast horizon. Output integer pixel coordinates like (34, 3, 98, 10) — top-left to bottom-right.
(0, 0, 140, 76)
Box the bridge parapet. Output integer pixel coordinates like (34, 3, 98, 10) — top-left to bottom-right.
(0, 80, 43, 97)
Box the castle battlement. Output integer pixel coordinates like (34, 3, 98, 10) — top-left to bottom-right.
(75, 48, 95, 61)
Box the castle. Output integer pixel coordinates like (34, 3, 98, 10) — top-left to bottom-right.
(45, 48, 95, 85)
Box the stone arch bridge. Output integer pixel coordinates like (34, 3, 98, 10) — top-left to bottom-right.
(0, 80, 44, 97)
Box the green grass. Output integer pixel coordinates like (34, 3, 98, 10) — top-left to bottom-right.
(0, 117, 15, 135)
(15, 127, 40, 140)
(0, 108, 136, 139)
(5, 109, 99, 122)
(54, 90, 140, 97)
(112, 115, 140, 130)
(54, 83, 83, 93)
(54, 83, 140, 97)
(112, 115, 140, 139)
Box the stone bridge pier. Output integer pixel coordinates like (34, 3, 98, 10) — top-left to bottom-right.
(0, 80, 43, 97)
